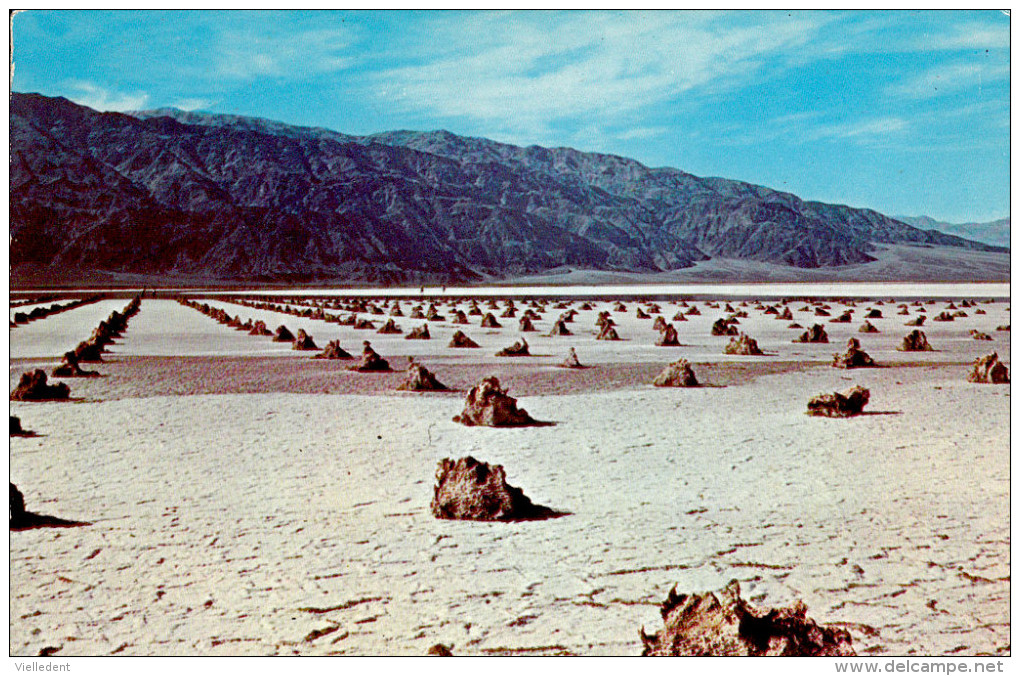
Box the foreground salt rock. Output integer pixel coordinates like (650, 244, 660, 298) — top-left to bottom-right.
(427, 644, 454, 656)
(397, 361, 448, 391)
(640, 580, 855, 656)
(10, 483, 87, 531)
(249, 320, 272, 336)
(452, 377, 537, 427)
(313, 340, 353, 360)
(724, 333, 763, 355)
(897, 330, 934, 352)
(807, 386, 870, 418)
(831, 338, 875, 369)
(11, 370, 71, 401)
(653, 359, 699, 387)
(349, 341, 391, 372)
(10, 416, 27, 436)
(559, 347, 585, 369)
(967, 353, 1010, 384)
(430, 456, 557, 521)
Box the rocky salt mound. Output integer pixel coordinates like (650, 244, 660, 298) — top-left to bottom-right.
(249, 320, 272, 336)
(452, 376, 538, 427)
(711, 318, 739, 336)
(495, 338, 530, 357)
(596, 324, 621, 341)
(430, 456, 557, 521)
(292, 329, 318, 350)
(807, 386, 870, 418)
(448, 330, 480, 348)
(10, 483, 87, 531)
(349, 341, 391, 372)
(558, 348, 585, 369)
(832, 338, 875, 369)
(11, 370, 71, 401)
(396, 361, 448, 391)
(897, 330, 934, 352)
(480, 313, 501, 328)
(313, 340, 353, 360)
(518, 316, 536, 332)
(653, 359, 699, 387)
(967, 353, 1010, 384)
(640, 580, 855, 656)
(724, 333, 763, 355)
(547, 319, 572, 336)
(793, 324, 829, 344)
(406, 324, 431, 340)
(656, 323, 680, 347)
(273, 325, 295, 342)
(377, 319, 403, 335)
(859, 320, 879, 333)
(52, 351, 100, 378)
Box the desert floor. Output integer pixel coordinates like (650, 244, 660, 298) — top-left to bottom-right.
(9, 291, 1010, 656)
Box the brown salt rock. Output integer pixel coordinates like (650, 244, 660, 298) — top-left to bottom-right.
(52, 351, 100, 378)
(495, 338, 530, 357)
(858, 321, 879, 333)
(656, 323, 680, 347)
(831, 338, 875, 369)
(897, 330, 934, 352)
(558, 348, 585, 369)
(653, 359, 698, 387)
(273, 325, 295, 342)
(480, 313, 501, 328)
(518, 316, 536, 332)
(448, 330, 479, 348)
(249, 320, 272, 336)
(397, 360, 448, 391)
(377, 318, 403, 335)
(711, 318, 738, 336)
(793, 324, 829, 344)
(292, 329, 318, 350)
(547, 319, 572, 336)
(969, 329, 993, 341)
(724, 333, 763, 355)
(452, 377, 537, 427)
(11, 370, 71, 401)
(313, 340, 353, 360)
(406, 324, 431, 340)
(807, 386, 870, 418)
(640, 580, 854, 656)
(349, 341, 391, 372)
(967, 353, 1009, 384)
(596, 324, 621, 341)
(430, 456, 555, 521)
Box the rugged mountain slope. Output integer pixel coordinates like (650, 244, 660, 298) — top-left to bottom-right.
(9, 93, 1005, 286)
(896, 215, 1010, 249)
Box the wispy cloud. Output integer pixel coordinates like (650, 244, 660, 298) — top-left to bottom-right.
(66, 81, 149, 111)
(804, 117, 909, 142)
(372, 11, 833, 139)
(172, 98, 215, 111)
(213, 26, 353, 80)
(887, 60, 1009, 99)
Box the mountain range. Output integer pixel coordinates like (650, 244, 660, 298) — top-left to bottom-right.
(9, 92, 1009, 286)
(894, 215, 1010, 249)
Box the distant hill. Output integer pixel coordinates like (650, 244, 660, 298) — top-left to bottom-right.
(895, 215, 1010, 249)
(9, 92, 1008, 286)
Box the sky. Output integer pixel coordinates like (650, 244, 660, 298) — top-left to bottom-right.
(10, 9, 1011, 223)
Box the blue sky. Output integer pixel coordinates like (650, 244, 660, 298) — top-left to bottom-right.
(11, 10, 1010, 223)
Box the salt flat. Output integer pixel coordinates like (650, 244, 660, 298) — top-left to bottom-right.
(8, 290, 1010, 656)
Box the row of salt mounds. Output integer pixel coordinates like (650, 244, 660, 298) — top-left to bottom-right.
(11, 296, 101, 326)
(968, 353, 1010, 384)
(640, 580, 855, 656)
(430, 456, 558, 521)
(806, 386, 870, 417)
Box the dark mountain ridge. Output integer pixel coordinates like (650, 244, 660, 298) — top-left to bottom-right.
(10, 92, 1005, 286)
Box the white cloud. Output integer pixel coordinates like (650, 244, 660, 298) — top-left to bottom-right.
(804, 117, 909, 142)
(372, 11, 833, 137)
(887, 60, 1010, 99)
(213, 27, 353, 80)
(66, 81, 149, 112)
(173, 98, 215, 111)
(616, 126, 670, 140)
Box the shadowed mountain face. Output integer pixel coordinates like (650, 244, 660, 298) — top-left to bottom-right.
(10, 93, 1004, 286)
